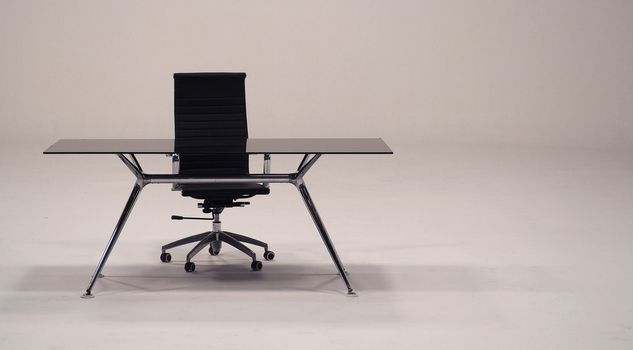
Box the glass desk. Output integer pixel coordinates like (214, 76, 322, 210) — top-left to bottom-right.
(44, 138, 393, 154)
(44, 138, 393, 297)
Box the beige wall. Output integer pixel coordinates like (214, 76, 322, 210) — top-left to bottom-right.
(1, 0, 631, 149)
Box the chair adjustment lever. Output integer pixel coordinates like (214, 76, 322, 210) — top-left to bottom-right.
(171, 215, 214, 221)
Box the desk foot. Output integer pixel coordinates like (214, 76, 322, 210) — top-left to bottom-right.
(346, 289, 358, 297)
(81, 291, 94, 299)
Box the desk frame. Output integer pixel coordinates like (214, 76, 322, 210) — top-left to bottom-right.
(82, 153, 356, 298)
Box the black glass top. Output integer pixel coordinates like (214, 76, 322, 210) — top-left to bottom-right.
(43, 138, 393, 155)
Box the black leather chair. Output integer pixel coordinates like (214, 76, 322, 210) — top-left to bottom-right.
(159, 73, 274, 272)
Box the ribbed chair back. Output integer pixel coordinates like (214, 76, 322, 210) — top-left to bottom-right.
(174, 73, 249, 176)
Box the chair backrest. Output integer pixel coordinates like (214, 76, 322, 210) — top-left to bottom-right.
(174, 73, 249, 176)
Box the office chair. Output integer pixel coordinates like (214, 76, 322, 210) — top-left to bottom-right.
(159, 72, 274, 272)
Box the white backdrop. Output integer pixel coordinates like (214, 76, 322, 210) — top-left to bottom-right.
(2, 2, 633, 349)
(1, 0, 632, 149)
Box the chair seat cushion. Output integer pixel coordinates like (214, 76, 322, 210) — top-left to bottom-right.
(180, 183, 270, 200)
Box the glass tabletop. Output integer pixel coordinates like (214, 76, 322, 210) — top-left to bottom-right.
(43, 138, 393, 155)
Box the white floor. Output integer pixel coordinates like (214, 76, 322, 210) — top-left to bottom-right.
(1, 141, 632, 349)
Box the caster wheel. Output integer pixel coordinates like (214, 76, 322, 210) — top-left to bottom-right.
(184, 262, 196, 272)
(264, 250, 275, 261)
(251, 261, 263, 271)
(209, 241, 221, 255)
(160, 252, 171, 263)
(208, 247, 219, 256)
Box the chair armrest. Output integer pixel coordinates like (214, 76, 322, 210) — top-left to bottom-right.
(263, 154, 271, 188)
(170, 153, 180, 191)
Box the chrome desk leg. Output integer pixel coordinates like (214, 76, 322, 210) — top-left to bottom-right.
(296, 181, 356, 296)
(81, 183, 143, 298)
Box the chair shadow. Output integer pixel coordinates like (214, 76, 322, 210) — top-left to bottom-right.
(2, 262, 568, 325)
(10, 261, 565, 296)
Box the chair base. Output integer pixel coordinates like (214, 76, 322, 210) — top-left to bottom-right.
(162, 209, 273, 271)
(161, 228, 273, 271)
